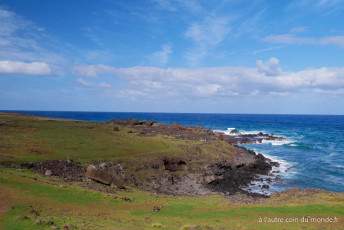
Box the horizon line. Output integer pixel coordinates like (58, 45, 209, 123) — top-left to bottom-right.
(1, 109, 343, 116)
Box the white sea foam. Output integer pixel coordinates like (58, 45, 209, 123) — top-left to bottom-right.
(213, 127, 298, 195)
(290, 144, 299, 147)
(220, 128, 295, 145)
(329, 152, 338, 157)
(263, 153, 295, 177)
(217, 127, 265, 136)
(241, 181, 272, 196)
(240, 152, 297, 195)
(334, 165, 344, 168)
(260, 139, 295, 146)
(218, 128, 238, 136)
(240, 130, 262, 135)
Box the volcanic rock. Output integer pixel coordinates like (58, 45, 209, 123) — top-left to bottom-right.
(29, 160, 86, 181)
(230, 129, 240, 134)
(138, 120, 147, 125)
(29, 209, 40, 216)
(34, 218, 44, 224)
(86, 165, 112, 185)
(262, 185, 269, 189)
(45, 219, 54, 225)
(147, 119, 154, 126)
(153, 206, 160, 213)
(17, 215, 29, 220)
(163, 158, 187, 171)
(128, 119, 139, 126)
(45, 170, 52, 177)
(20, 162, 34, 169)
(86, 164, 125, 188)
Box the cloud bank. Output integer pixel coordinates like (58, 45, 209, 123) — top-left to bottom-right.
(71, 58, 344, 101)
(0, 60, 52, 75)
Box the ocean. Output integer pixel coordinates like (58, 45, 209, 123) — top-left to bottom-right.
(3, 110, 344, 195)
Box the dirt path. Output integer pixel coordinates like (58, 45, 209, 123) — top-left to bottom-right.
(0, 202, 15, 230)
(0, 203, 13, 216)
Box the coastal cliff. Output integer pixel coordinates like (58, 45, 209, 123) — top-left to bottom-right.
(1, 113, 281, 197)
(107, 119, 281, 196)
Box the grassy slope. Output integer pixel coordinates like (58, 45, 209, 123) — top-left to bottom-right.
(0, 113, 343, 230)
(0, 113, 175, 164)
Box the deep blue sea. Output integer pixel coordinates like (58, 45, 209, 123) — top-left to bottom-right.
(3, 111, 344, 194)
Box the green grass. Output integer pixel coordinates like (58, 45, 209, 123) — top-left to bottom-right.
(0, 113, 176, 164)
(1, 205, 48, 230)
(1, 169, 343, 229)
(0, 176, 103, 204)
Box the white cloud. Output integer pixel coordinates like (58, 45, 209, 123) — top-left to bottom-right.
(185, 17, 230, 46)
(313, 88, 344, 95)
(195, 84, 221, 96)
(0, 6, 39, 59)
(149, 44, 172, 66)
(184, 16, 230, 65)
(0, 6, 66, 70)
(0, 60, 52, 75)
(257, 57, 282, 76)
(76, 78, 110, 88)
(319, 36, 344, 48)
(70, 58, 344, 101)
(71, 64, 116, 77)
(263, 34, 344, 48)
(0, 7, 23, 36)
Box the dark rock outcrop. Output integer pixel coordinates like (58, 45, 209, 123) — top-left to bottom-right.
(86, 165, 112, 185)
(147, 119, 154, 126)
(215, 130, 285, 145)
(163, 158, 187, 171)
(86, 162, 125, 188)
(128, 119, 139, 126)
(138, 120, 147, 125)
(29, 160, 86, 181)
(204, 151, 276, 196)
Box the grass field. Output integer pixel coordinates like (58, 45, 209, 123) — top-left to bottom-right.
(0, 113, 177, 164)
(0, 113, 343, 229)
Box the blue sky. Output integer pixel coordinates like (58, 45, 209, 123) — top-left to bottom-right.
(1, 0, 344, 114)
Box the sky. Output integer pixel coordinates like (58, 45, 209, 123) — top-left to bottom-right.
(1, 0, 344, 114)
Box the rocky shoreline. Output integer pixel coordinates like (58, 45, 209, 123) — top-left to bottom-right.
(3, 118, 285, 199)
(214, 129, 286, 145)
(120, 119, 282, 197)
